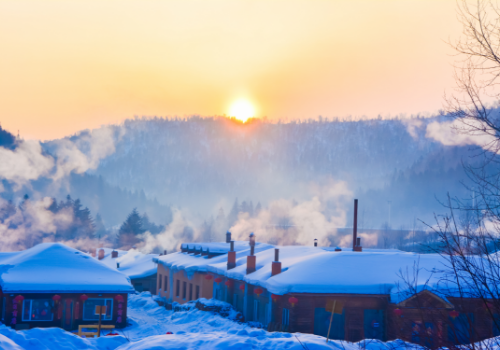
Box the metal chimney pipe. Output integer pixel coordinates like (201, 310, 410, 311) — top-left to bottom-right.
(314, 238, 318, 247)
(353, 199, 358, 250)
(250, 245, 255, 256)
(357, 237, 361, 246)
(230, 241, 234, 252)
(274, 248, 279, 262)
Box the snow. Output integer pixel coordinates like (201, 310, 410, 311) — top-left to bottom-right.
(0, 243, 134, 293)
(97, 248, 158, 279)
(157, 245, 463, 299)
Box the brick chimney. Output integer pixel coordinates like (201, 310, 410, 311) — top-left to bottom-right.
(227, 241, 236, 270)
(111, 250, 118, 258)
(98, 248, 105, 260)
(271, 249, 281, 276)
(246, 233, 256, 274)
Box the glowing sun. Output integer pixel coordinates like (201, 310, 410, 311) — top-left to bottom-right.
(228, 99, 255, 123)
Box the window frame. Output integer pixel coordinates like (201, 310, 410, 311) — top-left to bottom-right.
(82, 298, 114, 321)
(189, 283, 193, 300)
(164, 276, 168, 292)
(22, 299, 54, 322)
(176, 280, 180, 297)
(182, 281, 187, 299)
(158, 274, 162, 289)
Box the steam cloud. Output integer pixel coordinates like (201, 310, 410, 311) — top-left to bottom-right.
(426, 119, 496, 149)
(229, 181, 352, 246)
(0, 126, 120, 189)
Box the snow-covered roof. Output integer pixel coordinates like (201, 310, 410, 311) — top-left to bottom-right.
(0, 243, 135, 293)
(157, 243, 465, 300)
(154, 242, 274, 278)
(94, 248, 158, 279)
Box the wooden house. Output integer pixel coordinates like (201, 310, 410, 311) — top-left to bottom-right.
(0, 243, 134, 330)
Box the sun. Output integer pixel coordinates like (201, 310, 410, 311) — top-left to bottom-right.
(228, 99, 255, 123)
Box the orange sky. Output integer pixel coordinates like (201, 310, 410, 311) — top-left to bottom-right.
(0, 0, 462, 140)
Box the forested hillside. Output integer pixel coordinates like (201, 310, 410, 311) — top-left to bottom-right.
(78, 116, 475, 228)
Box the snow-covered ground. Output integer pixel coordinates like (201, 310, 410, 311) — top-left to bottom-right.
(0, 293, 439, 350)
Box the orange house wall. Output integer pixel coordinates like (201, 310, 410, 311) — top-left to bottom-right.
(156, 264, 213, 303)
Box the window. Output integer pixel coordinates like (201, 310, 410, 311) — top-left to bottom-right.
(22, 299, 54, 321)
(253, 300, 260, 322)
(134, 282, 143, 292)
(195, 285, 200, 299)
(83, 299, 113, 321)
(282, 308, 290, 326)
(159, 274, 162, 289)
(164, 276, 168, 292)
(176, 280, 180, 297)
(189, 283, 193, 300)
(182, 281, 187, 299)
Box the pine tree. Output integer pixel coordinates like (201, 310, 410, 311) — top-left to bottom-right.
(117, 208, 144, 248)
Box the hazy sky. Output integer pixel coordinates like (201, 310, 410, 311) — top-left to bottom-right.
(0, 0, 462, 140)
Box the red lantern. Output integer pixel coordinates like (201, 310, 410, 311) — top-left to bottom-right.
(239, 284, 245, 291)
(288, 296, 298, 307)
(214, 277, 223, 284)
(14, 295, 24, 303)
(393, 308, 403, 317)
(204, 275, 213, 280)
(271, 294, 280, 302)
(80, 294, 88, 302)
(52, 295, 61, 303)
(254, 288, 264, 296)
(224, 280, 232, 287)
(449, 310, 459, 319)
(115, 295, 124, 302)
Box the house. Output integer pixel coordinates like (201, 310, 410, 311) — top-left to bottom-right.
(0, 243, 134, 330)
(95, 248, 159, 294)
(154, 235, 498, 347)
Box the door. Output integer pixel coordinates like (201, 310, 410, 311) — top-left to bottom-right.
(62, 299, 74, 331)
(314, 307, 345, 339)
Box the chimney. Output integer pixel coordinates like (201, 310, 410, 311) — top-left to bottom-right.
(111, 250, 118, 258)
(314, 238, 318, 247)
(227, 241, 236, 270)
(247, 233, 256, 274)
(354, 237, 363, 252)
(117, 262, 120, 268)
(271, 249, 282, 276)
(164, 250, 167, 255)
(352, 199, 358, 250)
(98, 248, 105, 260)
(226, 231, 232, 243)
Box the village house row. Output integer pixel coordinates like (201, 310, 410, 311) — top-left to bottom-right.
(153, 231, 500, 347)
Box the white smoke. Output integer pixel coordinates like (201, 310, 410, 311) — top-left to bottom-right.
(0, 126, 120, 189)
(138, 209, 200, 254)
(0, 141, 54, 189)
(426, 119, 497, 149)
(229, 181, 352, 246)
(403, 118, 423, 140)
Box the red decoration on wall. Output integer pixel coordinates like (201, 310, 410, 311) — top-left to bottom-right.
(271, 294, 280, 302)
(52, 295, 61, 303)
(239, 284, 245, 291)
(214, 277, 223, 284)
(254, 288, 264, 296)
(449, 310, 459, 319)
(288, 297, 298, 307)
(224, 280, 232, 287)
(80, 294, 88, 302)
(115, 295, 124, 302)
(14, 295, 24, 303)
(393, 308, 403, 317)
(204, 275, 213, 280)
